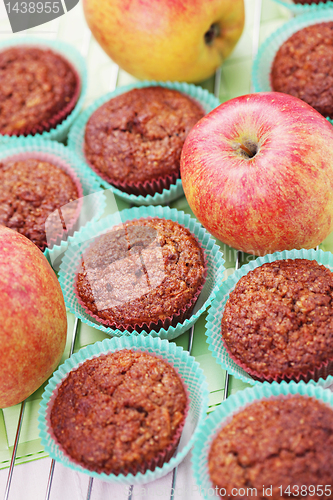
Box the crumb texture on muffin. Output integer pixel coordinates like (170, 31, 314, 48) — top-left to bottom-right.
(0, 158, 79, 251)
(222, 259, 333, 378)
(209, 396, 333, 499)
(50, 349, 187, 475)
(84, 86, 204, 187)
(271, 23, 333, 118)
(76, 217, 206, 329)
(0, 46, 79, 135)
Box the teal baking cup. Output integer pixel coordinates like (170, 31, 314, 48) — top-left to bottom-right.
(59, 205, 225, 340)
(206, 248, 333, 385)
(67, 80, 220, 206)
(252, 9, 333, 125)
(38, 335, 209, 485)
(192, 380, 333, 500)
(272, 0, 333, 14)
(0, 137, 106, 266)
(0, 36, 87, 143)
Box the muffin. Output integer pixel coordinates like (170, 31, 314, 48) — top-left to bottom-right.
(221, 258, 333, 382)
(0, 157, 81, 251)
(208, 395, 333, 499)
(76, 217, 206, 332)
(50, 349, 188, 476)
(83, 86, 205, 196)
(271, 22, 333, 118)
(0, 46, 80, 136)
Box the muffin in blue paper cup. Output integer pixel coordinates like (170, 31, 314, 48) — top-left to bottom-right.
(252, 9, 333, 125)
(38, 335, 209, 485)
(0, 137, 106, 260)
(192, 381, 333, 500)
(206, 249, 333, 385)
(59, 205, 225, 340)
(0, 37, 87, 143)
(68, 80, 220, 206)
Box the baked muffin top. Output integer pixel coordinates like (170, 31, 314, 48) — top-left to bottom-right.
(0, 46, 79, 135)
(271, 22, 333, 118)
(50, 349, 187, 475)
(84, 86, 204, 186)
(0, 157, 79, 251)
(209, 395, 333, 499)
(76, 217, 206, 329)
(221, 259, 333, 378)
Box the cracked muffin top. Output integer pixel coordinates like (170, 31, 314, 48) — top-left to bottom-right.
(50, 349, 188, 475)
(83, 86, 204, 190)
(0, 157, 79, 251)
(208, 395, 333, 500)
(221, 258, 333, 380)
(76, 217, 206, 331)
(0, 46, 79, 136)
(271, 22, 333, 119)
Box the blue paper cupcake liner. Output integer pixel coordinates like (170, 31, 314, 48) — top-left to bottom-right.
(38, 335, 209, 485)
(206, 248, 333, 385)
(58, 205, 225, 340)
(0, 36, 88, 143)
(192, 380, 333, 500)
(252, 9, 333, 126)
(0, 137, 106, 267)
(67, 80, 220, 206)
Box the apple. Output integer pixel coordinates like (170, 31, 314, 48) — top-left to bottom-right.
(82, 0, 245, 83)
(0, 226, 67, 408)
(180, 92, 333, 255)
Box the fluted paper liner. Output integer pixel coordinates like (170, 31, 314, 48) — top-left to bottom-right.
(38, 335, 209, 485)
(206, 248, 333, 385)
(0, 36, 87, 143)
(59, 205, 225, 340)
(252, 9, 333, 126)
(191, 381, 333, 500)
(68, 80, 220, 206)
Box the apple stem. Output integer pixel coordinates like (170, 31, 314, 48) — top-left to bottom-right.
(239, 144, 254, 157)
(204, 23, 220, 46)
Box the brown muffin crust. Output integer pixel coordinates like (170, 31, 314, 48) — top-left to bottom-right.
(0, 158, 79, 251)
(50, 349, 187, 475)
(221, 259, 333, 379)
(0, 46, 79, 136)
(208, 396, 333, 499)
(271, 23, 333, 118)
(84, 87, 204, 192)
(76, 218, 206, 330)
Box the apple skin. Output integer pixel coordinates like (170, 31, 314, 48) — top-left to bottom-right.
(180, 92, 333, 255)
(83, 0, 245, 83)
(0, 226, 67, 408)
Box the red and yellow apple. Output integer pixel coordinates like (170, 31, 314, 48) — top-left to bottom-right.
(0, 226, 67, 408)
(83, 0, 245, 83)
(180, 92, 333, 255)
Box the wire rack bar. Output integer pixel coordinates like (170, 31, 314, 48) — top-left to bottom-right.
(169, 325, 195, 500)
(86, 477, 94, 500)
(3, 402, 26, 500)
(223, 251, 241, 401)
(44, 317, 80, 500)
